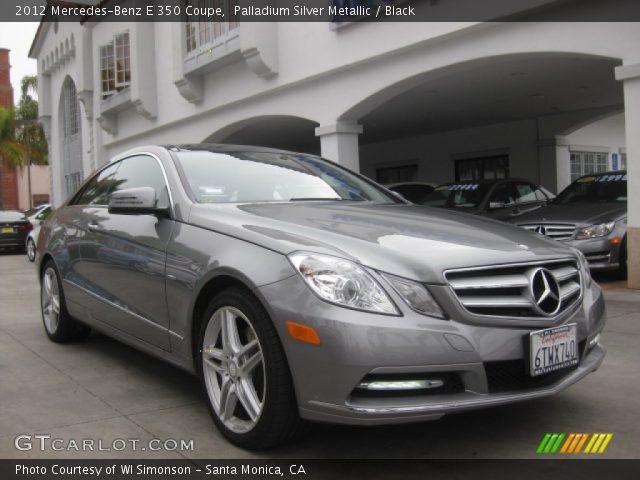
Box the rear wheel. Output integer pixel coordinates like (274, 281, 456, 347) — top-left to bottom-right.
(41, 261, 91, 342)
(197, 287, 303, 449)
(26, 238, 36, 262)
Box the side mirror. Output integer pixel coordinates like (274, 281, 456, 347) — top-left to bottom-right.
(108, 187, 169, 216)
(488, 201, 506, 210)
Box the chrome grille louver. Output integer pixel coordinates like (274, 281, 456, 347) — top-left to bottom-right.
(520, 224, 576, 241)
(445, 259, 582, 319)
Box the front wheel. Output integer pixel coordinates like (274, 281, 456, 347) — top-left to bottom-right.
(197, 287, 303, 449)
(41, 261, 91, 342)
(26, 238, 36, 262)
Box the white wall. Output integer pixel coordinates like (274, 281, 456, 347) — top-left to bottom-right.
(360, 118, 542, 187)
(17, 165, 51, 210)
(564, 112, 626, 170)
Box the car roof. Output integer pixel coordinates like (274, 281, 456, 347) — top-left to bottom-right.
(163, 143, 310, 156)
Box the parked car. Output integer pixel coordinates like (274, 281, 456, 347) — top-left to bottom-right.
(386, 182, 436, 203)
(419, 178, 554, 220)
(37, 145, 606, 449)
(24, 203, 51, 224)
(0, 210, 33, 252)
(510, 171, 627, 274)
(26, 206, 53, 262)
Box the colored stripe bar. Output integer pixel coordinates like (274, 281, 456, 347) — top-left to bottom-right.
(574, 433, 589, 453)
(584, 433, 599, 453)
(544, 434, 559, 453)
(550, 433, 565, 453)
(567, 434, 582, 453)
(598, 434, 613, 453)
(560, 433, 575, 453)
(537, 433, 552, 453)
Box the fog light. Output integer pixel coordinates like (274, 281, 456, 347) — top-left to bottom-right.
(357, 379, 444, 391)
(588, 333, 601, 349)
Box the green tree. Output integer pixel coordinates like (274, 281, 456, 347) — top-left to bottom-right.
(0, 75, 49, 208)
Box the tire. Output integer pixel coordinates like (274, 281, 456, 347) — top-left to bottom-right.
(26, 238, 36, 262)
(197, 287, 304, 449)
(40, 260, 91, 342)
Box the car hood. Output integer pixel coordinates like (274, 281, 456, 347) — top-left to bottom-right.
(189, 202, 576, 283)
(508, 202, 627, 226)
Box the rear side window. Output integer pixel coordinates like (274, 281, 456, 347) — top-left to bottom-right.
(112, 155, 167, 195)
(74, 163, 120, 206)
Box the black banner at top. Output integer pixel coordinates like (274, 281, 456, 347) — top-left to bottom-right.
(4, 0, 640, 23)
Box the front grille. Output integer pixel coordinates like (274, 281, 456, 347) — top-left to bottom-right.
(520, 224, 576, 241)
(485, 340, 586, 393)
(445, 259, 582, 319)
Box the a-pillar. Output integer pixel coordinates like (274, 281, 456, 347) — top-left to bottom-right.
(615, 62, 640, 288)
(315, 122, 363, 172)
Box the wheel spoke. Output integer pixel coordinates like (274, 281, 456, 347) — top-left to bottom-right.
(203, 345, 226, 362)
(237, 339, 259, 360)
(236, 378, 262, 422)
(51, 295, 60, 315)
(44, 272, 52, 296)
(241, 350, 263, 376)
(218, 378, 238, 422)
(221, 309, 241, 355)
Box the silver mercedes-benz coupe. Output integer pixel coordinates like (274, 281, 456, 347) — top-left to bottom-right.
(36, 145, 606, 449)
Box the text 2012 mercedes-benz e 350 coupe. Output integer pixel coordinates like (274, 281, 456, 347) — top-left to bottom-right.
(37, 145, 606, 449)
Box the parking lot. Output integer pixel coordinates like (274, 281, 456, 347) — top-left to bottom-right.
(1, 251, 639, 459)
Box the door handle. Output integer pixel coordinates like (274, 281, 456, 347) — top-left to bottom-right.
(87, 222, 100, 231)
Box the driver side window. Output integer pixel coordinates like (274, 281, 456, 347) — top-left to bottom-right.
(73, 163, 120, 206)
(489, 183, 516, 208)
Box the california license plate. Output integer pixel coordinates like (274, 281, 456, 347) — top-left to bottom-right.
(529, 324, 578, 377)
(1, 227, 14, 234)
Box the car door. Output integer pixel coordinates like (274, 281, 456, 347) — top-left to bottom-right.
(84, 154, 175, 350)
(483, 182, 518, 220)
(57, 162, 121, 318)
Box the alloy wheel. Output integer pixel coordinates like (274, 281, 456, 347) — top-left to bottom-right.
(41, 268, 61, 334)
(27, 239, 36, 262)
(202, 306, 266, 434)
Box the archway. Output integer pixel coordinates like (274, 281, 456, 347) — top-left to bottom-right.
(58, 76, 83, 198)
(204, 115, 320, 155)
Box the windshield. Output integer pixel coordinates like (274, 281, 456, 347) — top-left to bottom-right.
(175, 150, 398, 204)
(554, 173, 627, 204)
(421, 183, 490, 208)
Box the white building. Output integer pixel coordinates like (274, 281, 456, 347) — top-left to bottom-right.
(29, 3, 640, 285)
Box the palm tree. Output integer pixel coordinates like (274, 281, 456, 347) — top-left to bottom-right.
(0, 75, 48, 209)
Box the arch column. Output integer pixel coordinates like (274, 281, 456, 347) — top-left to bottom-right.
(615, 62, 640, 287)
(315, 122, 363, 172)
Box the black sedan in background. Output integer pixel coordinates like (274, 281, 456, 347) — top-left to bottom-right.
(511, 171, 627, 274)
(419, 178, 554, 221)
(0, 210, 33, 252)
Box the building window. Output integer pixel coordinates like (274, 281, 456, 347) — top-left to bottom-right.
(185, 0, 239, 54)
(100, 32, 131, 100)
(570, 151, 608, 182)
(376, 164, 417, 184)
(455, 155, 509, 182)
(62, 79, 79, 136)
(620, 153, 627, 170)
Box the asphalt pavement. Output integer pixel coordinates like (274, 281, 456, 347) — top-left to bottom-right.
(0, 251, 638, 459)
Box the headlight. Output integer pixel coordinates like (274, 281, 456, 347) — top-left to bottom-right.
(382, 273, 446, 319)
(575, 221, 615, 239)
(572, 248, 592, 288)
(288, 252, 399, 315)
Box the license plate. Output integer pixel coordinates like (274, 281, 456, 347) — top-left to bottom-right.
(1, 227, 14, 234)
(529, 324, 578, 377)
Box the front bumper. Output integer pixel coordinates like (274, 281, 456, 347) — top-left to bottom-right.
(565, 236, 624, 271)
(258, 273, 606, 425)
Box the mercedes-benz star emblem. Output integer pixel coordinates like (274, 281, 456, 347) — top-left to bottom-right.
(534, 225, 547, 236)
(528, 268, 561, 316)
